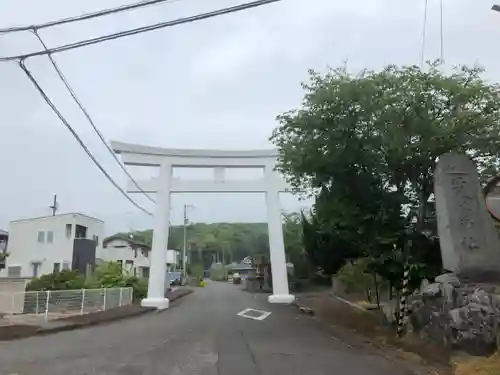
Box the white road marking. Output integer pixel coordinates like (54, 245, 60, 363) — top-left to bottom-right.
(237, 308, 272, 321)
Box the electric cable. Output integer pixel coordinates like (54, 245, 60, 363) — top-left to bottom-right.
(0, 0, 282, 62)
(0, 0, 182, 33)
(31, 29, 156, 204)
(18, 60, 153, 216)
(420, 0, 428, 68)
(3, 0, 282, 215)
(439, 0, 444, 63)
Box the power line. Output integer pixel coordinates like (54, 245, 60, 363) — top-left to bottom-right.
(0, 0, 282, 62)
(31, 29, 156, 204)
(4, 0, 282, 215)
(18, 60, 153, 216)
(0, 0, 181, 33)
(439, 0, 444, 63)
(420, 0, 428, 68)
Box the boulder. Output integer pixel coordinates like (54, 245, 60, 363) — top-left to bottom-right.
(409, 273, 500, 355)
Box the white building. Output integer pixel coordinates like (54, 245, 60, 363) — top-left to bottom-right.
(101, 235, 180, 278)
(1, 213, 104, 278)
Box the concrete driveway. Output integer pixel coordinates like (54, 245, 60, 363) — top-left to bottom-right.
(0, 281, 414, 375)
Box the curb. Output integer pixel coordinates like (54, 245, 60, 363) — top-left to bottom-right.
(292, 300, 315, 315)
(35, 307, 156, 336)
(0, 288, 194, 341)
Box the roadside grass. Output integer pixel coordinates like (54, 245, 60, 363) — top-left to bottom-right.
(453, 353, 500, 375)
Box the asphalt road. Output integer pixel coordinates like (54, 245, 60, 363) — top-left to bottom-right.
(0, 281, 414, 375)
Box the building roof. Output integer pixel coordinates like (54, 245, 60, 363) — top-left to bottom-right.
(103, 234, 151, 249)
(10, 212, 104, 224)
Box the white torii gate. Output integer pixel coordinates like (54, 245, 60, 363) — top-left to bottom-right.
(111, 141, 295, 309)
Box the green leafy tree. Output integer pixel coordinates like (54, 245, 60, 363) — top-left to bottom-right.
(271, 62, 500, 228)
(87, 261, 127, 288)
(86, 261, 148, 299)
(282, 212, 313, 279)
(114, 222, 271, 265)
(271, 62, 500, 289)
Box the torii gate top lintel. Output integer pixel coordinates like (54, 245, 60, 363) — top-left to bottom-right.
(111, 141, 291, 193)
(111, 141, 280, 167)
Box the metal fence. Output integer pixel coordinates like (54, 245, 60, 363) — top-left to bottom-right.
(0, 287, 133, 322)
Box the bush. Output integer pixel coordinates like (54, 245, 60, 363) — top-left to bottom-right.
(123, 276, 148, 300)
(85, 261, 148, 301)
(26, 270, 85, 291)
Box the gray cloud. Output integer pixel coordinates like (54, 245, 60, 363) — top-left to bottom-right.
(1, 0, 499, 235)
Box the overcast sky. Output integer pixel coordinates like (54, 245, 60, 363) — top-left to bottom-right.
(0, 0, 499, 235)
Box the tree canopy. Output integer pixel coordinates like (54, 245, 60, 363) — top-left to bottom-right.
(272, 62, 500, 288)
(109, 216, 304, 268)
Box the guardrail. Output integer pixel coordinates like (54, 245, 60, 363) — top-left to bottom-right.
(0, 287, 133, 322)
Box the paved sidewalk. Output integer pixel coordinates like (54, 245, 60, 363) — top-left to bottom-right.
(0, 282, 415, 375)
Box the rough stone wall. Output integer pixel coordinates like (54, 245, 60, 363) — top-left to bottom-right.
(409, 273, 500, 355)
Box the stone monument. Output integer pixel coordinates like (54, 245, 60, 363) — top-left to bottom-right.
(408, 152, 500, 354)
(434, 152, 500, 281)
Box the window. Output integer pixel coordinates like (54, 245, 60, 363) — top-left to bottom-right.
(142, 267, 150, 278)
(32, 262, 41, 277)
(65, 224, 72, 239)
(92, 235, 99, 245)
(62, 262, 70, 270)
(125, 260, 134, 272)
(53, 263, 60, 273)
(141, 249, 149, 258)
(37, 231, 45, 243)
(117, 260, 123, 268)
(7, 266, 21, 278)
(75, 225, 87, 239)
(47, 231, 54, 244)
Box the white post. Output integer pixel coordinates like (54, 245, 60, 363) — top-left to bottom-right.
(44, 291, 51, 322)
(80, 289, 86, 315)
(265, 164, 295, 304)
(10, 293, 15, 314)
(36, 291, 39, 315)
(141, 162, 171, 309)
(102, 288, 107, 311)
(119, 287, 123, 307)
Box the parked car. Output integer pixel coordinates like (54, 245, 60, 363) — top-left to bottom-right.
(167, 271, 182, 285)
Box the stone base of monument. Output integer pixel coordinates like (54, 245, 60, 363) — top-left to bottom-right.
(409, 272, 500, 356)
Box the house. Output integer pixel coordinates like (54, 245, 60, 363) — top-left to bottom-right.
(101, 235, 180, 278)
(1, 213, 104, 278)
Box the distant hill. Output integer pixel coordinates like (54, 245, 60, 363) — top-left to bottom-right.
(109, 222, 270, 263)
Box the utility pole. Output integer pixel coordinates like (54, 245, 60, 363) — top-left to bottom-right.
(182, 204, 194, 277)
(182, 205, 188, 277)
(49, 194, 58, 216)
